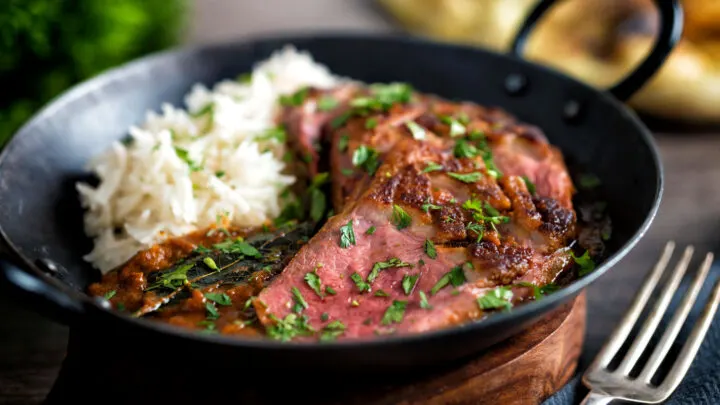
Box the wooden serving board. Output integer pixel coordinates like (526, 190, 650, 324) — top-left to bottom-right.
(46, 293, 585, 405)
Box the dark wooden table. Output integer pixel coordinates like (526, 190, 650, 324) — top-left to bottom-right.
(1, 128, 719, 404)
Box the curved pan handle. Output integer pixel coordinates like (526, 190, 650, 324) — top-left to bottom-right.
(510, 0, 683, 102)
(0, 258, 86, 325)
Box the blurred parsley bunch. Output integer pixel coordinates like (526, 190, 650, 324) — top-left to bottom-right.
(0, 0, 186, 146)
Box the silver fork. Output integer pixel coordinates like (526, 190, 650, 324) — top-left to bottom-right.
(581, 241, 720, 404)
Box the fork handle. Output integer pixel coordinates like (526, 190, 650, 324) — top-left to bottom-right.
(580, 391, 615, 405)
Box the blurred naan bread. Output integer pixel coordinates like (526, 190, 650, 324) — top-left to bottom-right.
(380, 0, 720, 122)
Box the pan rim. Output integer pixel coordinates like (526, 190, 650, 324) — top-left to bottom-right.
(0, 31, 664, 351)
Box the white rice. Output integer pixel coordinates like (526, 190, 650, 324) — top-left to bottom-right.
(77, 46, 340, 273)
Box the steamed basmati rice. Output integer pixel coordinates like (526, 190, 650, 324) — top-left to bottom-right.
(77, 46, 341, 273)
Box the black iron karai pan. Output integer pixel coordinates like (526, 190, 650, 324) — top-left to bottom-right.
(0, 0, 680, 373)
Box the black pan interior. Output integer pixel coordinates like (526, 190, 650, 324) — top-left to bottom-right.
(0, 34, 661, 367)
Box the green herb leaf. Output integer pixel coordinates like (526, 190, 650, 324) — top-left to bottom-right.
(374, 289, 390, 297)
(291, 286, 309, 313)
(237, 73, 252, 83)
(331, 111, 353, 129)
(325, 286, 337, 295)
(579, 173, 601, 189)
(305, 271, 324, 299)
(390, 204, 412, 230)
(205, 302, 220, 320)
(205, 292, 232, 306)
(190, 103, 214, 118)
(320, 320, 347, 341)
(147, 262, 194, 291)
(352, 145, 380, 176)
(351, 272, 370, 293)
(103, 290, 116, 300)
(365, 117, 378, 129)
(402, 274, 419, 295)
(267, 313, 316, 342)
(522, 175, 536, 195)
(338, 134, 350, 152)
(321, 312, 329, 321)
(419, 291, 432, 309)
(215, 170, 226, 178)
(174, 146, 203, 172)
(423, 162, 443, 173)
(431, 266, 466, 295)
(381, 300, 407, 325)
(572, 250, 596, 276)
(424, 239, 437, 259)
(317, 96, 339, 111)
(368, 258, 412, 284)
(339, 220, 356, 248)
(454, 139, 479, 158)
(466, 222, 485, 242)
(309, 188, 326, 223)
(212, 238, 261, 257)
(366, 225, 377, 235)
(477, 287, 514, 311)
(341, 168, 354, 176)
(257, 125, 287, 143)
(422, 200, 442, 213)
(116, 303, 126, 312)
(279, 87, 310, 106)
(448, 172, 482, 183)
(406, 121, 426, 140)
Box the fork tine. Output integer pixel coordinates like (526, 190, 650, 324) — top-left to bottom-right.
(616, 246, 694, 375)
(659, 277, 720, 395)
(590, 241, 676, 369)
(639, 252, 714, 383)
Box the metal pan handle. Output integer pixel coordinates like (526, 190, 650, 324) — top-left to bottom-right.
(0, 258, 86, 325)
(510, 0, 683, 102)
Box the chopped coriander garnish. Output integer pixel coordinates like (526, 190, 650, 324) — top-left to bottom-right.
(454, 139, 479, 158)
(366, 226, 377, 235)
(351, 272, 370, 293)
(215, 170, 226, 178)
(103, 290, 116, 300)
(279, 87, 309, 106)
(572, 250, 596, 276)
(325, 286, 337, 295)
(374, 289, 390, 297)
(422, 200, 442, 213)
(257, 125, 287, 143)
(320, 320, 346, 341)
(579, 173, 601, 189)
(205, 302, 220, 320)
(190, 103, 214, 118)
(203, 257, 219, 271)
(440, 115, 467, 137)
(390, 204, 412, 230)
(244, 297, 254, 310)
(309, 188, 326, 223)
(352, 145, 380, 176)
(146, 262, 194, 291)
(341, 168, 354, 176)
(522, 175, 536, 195)
(424, 239, 437, 259)
(477, 287, 514, 311)
(212, 238, 261, 257)
(174, 146, 203, 172)
(419, 291, 432, 309)
(418, 259, 426, 266)
(331, 111, 353, 129)
(381, 300, 407, 325)
(304, 271, 324, 299)
(402, 274, 419, 295)
(291, 286, 309, 313)
(431, 266, 466, 295)
(267, 313, 315, 342)
(205, 292, 232, 306)
(448, 172, 482, 183)
(116, 303, 126, 311)
(321, 312, 329, 321)
(339, 220, 356, 248)
(422, 162, 443, 173)
(365, 117, 378, 129)
(317, 96, 339, 111)
(466, 222, 485, 242)
(368, 258, 412, 284)
(406, 121, 426, 140)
